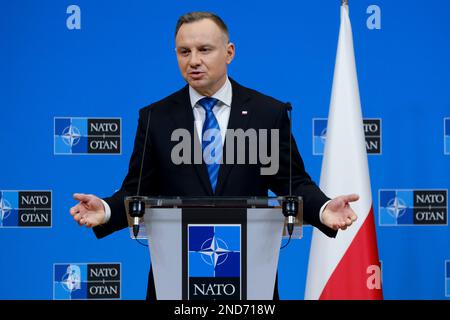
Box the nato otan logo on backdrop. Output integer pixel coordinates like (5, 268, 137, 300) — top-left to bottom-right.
(0, 190, 52, 227)
(379, 189, 448, 226)
(54, 117, 121, 154)
(445, 260, 450, 297)
(188, 225, 241, 299)
(53, 263, 121, 300)
(313, 118, 382, 155)
(445, 118, 450, 155)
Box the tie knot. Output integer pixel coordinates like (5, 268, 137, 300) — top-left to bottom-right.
(198, 97, 218, 113)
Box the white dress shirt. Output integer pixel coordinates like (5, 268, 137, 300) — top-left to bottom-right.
(190, 76, 232, 145)
(100, 76, 329, 225)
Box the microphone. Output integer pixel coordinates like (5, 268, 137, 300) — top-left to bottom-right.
(129, 197, 145, 238)
(282, 196, 298, 236)
(282, 102, 298, 237)
(129, 108, 152, 238)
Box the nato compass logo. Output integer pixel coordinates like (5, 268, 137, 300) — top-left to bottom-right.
(0, 190, 52, 227)
(54, 263, 121, 300)
(313, 118, 382, 155)
(54, 117, 121, 154)
(379, 189, 448, 226)
(445, 118, 450, 155)
(445, 260, 450, 297)
(188, 225, 241, 300)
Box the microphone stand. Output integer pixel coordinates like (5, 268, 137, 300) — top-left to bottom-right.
(282, 103, 298, 241)
(129, 108, 152, 238)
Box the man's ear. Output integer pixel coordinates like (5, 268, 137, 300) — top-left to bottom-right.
(226, 42, 235, 64)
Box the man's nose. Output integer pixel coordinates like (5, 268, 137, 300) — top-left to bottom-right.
(189, 51, 201, 67)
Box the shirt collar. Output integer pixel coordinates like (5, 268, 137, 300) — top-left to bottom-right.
(189, 76, 232, 109)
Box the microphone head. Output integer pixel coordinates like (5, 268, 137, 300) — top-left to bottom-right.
(282, 196, 299, 218)
(128, 197, 146, 218)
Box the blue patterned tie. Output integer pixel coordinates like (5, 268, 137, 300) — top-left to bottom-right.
(198, 97, 222, 193)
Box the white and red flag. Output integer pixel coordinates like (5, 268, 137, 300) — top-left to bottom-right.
(304, 3, 383, 300)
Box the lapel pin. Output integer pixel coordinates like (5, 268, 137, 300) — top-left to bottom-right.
(242, 110, 248, 115)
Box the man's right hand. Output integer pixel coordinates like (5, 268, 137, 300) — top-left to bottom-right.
(70, 193, 106, 228)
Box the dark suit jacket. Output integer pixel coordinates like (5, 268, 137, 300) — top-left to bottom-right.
(93, 78, 336, 299)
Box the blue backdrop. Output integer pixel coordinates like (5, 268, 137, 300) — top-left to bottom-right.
(1, 0, 449, 299)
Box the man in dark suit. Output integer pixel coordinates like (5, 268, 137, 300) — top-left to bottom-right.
(70, 11, 359, 299)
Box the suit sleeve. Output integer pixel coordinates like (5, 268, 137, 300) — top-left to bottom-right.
(268, 104, 337, 238)
(93, 107, 157, 239)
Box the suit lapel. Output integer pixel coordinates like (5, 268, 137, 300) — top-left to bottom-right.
(169, 86, 214, 195)
(215, 79, 252, 195)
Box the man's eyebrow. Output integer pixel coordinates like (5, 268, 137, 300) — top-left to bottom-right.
(198, 44, 216, 49)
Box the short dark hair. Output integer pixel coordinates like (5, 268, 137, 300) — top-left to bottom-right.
(175, 12, 229, 40)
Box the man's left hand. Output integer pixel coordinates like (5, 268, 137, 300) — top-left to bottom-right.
(322, 194, 359, 231)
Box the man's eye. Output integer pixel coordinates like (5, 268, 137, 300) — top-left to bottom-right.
(179, 50, 190, 56)
(200, 48, 211, 53)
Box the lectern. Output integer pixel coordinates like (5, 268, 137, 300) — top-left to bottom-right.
(125, 196, 302, 300)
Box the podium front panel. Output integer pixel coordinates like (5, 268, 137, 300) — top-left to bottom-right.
(247, 208, 284, 299)
(143, 207, 284, 300)
(144, 208, 183, 300)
